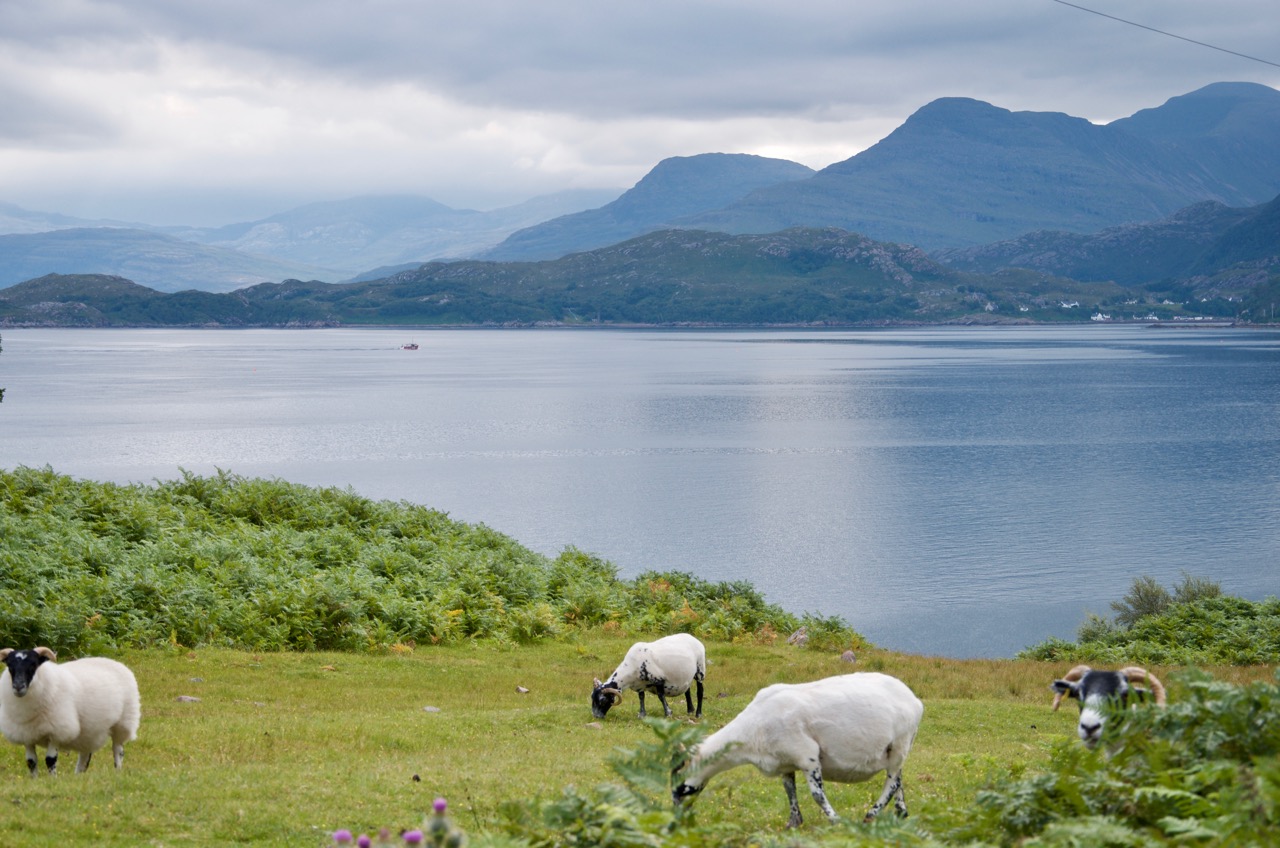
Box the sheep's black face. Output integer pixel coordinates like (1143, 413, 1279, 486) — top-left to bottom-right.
(2, 649, 49, 698)
(672, 780, 702, 805)
(591, 681, 617, 719)
(1052, 671, 1128, 749)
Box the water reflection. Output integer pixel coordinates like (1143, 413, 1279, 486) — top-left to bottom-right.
(3, 326, 1278, 657)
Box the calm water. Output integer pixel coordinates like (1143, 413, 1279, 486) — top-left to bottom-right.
(3, 326, 1278, 658)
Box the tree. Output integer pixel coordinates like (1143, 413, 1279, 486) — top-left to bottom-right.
(1110, 575, 1171, 628)
(1110, 572, 1223, 628)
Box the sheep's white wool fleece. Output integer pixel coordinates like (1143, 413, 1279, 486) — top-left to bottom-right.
(0, 658, 140, 755)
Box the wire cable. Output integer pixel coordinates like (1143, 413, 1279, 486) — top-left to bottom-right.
(1048, 0, 1280, 69)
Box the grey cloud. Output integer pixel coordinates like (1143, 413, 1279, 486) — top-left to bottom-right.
(16, 1, 1277, 120)
(6, 2, 1276, 125)
(0, 82, 118, 147)
(3, 0, 1278, 224)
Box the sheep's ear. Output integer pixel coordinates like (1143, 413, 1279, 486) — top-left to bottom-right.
(34, 647, 56, 661)
(0, 648, 11, 661)
(1050, 680, 1078, 710)
(593, 678, 604, 689)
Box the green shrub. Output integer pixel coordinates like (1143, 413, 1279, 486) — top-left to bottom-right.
(1020, 573, 1272, 666)
(0, 467, 864, 655)
(958, 670, 1280, 845)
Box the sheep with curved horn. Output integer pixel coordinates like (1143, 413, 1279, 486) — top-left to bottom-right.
(1050, 664, 1166, 749)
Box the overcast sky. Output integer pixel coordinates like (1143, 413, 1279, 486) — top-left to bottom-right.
(2, 0, 1278, 226)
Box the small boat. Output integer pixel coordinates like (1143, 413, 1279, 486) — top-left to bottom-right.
(401, 343, 419, 351)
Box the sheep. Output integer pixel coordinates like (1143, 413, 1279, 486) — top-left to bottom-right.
(0, 647, 141, 776)
(591, 633, 705, 720)
(672, 672, 924, 827)
(1050, 664, 1166, 749)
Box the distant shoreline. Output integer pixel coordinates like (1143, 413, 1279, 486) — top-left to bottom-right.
(4, 319, 1268, 331)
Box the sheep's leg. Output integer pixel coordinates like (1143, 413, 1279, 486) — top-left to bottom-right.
(113, 740, 125, 769)
(863, 771, 904, 822)
(893, 776, 908, 818)
(655, 688, 672, 717)
(44, 744, 60, 776)
(693, 679, 704, 718)
(803, 766, 839, 822)
(24, 745, 38, 777)
(637, 691, 647, 717)
(782, 772, 804, 828)
(76, 751, 93, 773)
(684, 689, 694, 714)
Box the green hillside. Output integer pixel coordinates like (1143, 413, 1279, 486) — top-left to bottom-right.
(0, 229, 1138, 327)
(3, 215, 1273, 328)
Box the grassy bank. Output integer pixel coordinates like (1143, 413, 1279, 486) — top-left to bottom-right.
(2, 468, 1277, 846)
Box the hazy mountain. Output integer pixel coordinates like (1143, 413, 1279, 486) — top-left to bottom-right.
(0, 228, 338, 293)
(174, 190, 622, 273)
(680, 82, 1280, 249)
(0, 190, 622, 290)
(0, 202, 146, 236)
(479, 153, 815, 261)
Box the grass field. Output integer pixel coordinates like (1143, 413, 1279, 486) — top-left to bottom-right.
(0, 636, 1272, 847)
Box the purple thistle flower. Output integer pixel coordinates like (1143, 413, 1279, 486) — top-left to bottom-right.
(357, 836, 372, 848)
(333, 830, 354, 844)
(433, 798, 448, 814)
(402, 830, 424, 845)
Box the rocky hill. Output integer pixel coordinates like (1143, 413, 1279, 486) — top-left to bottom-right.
(932, 193, 1280, 302)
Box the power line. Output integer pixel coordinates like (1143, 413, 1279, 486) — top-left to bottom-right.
(1048, 0, 1280, 70)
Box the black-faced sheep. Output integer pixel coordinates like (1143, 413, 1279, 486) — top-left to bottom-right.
(1050, 664, 1166, 749)
(591, 633, 705, 720)
(672, 672, 924, 827)
(0, 647, 141, 776)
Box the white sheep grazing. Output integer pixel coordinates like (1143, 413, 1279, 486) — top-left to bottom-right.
(672, 672, 924, 827)
(591, 633, 706, 720)
(0, 647, 141, 776)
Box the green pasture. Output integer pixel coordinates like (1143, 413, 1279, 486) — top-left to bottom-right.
(1, 638, 1273, 847)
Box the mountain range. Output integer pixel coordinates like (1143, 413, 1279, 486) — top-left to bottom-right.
(3, 188, 1276, 328)
(0, 81, 1277, 304)
(674, 83, 1280, 250)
